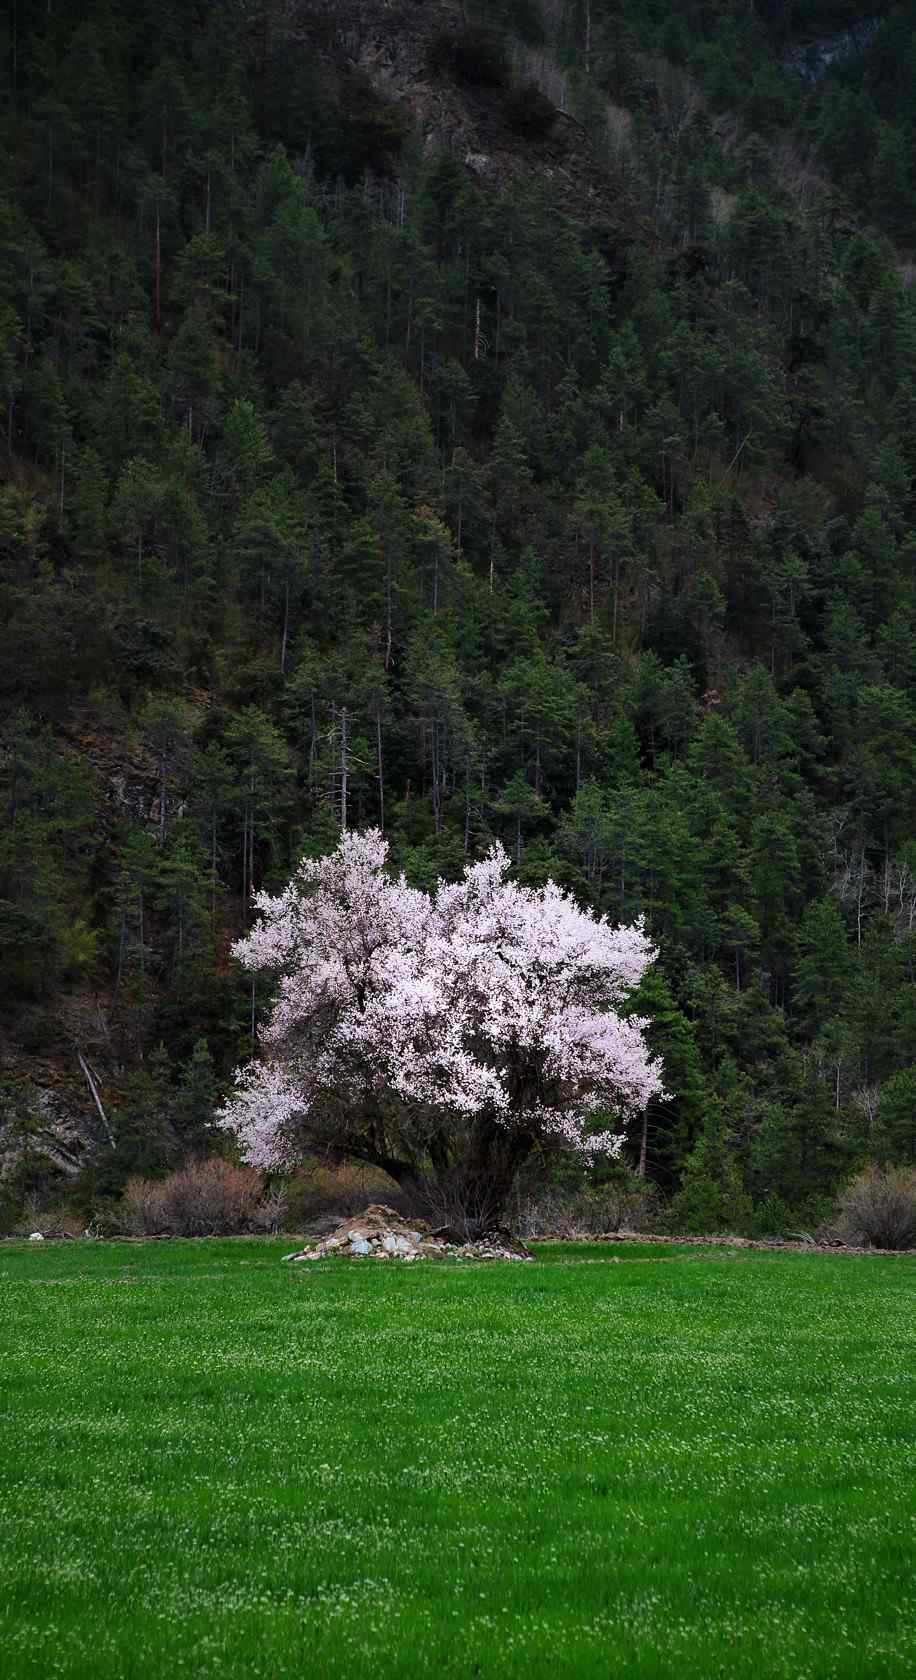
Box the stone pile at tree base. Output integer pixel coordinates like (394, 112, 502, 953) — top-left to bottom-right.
(282, 1203, 532, 1263)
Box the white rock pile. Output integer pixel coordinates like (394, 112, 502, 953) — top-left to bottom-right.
(282, 1203, 531, 1263)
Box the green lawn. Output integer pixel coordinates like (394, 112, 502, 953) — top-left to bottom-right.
(2, 1238, 915, 1679)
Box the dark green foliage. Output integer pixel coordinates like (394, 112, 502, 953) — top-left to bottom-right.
(0, 712, 97, 1002)
(505, 82, 558, 139)
(172, 1040, 218, 1154)
(665, 1116, 755, 1235)
(4, 0, 916, 1225)
(623, 966, 708, 1186)
(428, 27, 512, 87)
(876, 1069, 916, 1164)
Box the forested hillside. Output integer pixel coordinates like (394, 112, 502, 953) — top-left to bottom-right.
(4, 0, 916, 1227)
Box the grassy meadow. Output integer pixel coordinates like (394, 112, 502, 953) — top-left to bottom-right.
(2, 1236, 915, 1679)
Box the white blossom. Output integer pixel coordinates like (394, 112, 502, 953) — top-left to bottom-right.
(217, 831, 663, 1178)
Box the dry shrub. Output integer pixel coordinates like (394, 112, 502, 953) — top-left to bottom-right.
(247, 1184, 288, 1234)
(513, 1177, 662, 1239)
(284, 1158, 405, 1229)
(412, 1169, 510, 1240)
(836, 1165, 916, 1251)
(120, 1176, 167, 1236)
(14, 1199, 85, 1240)
(121, 1158, 273, 1237)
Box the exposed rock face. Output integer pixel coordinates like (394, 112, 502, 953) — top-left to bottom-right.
(0, 1082, 91, 1188)
(283, 1202, 532, 1262)
(300, 0, 638, 226)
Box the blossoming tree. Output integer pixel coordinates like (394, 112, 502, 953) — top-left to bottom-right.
(218, 829, 663, 1227)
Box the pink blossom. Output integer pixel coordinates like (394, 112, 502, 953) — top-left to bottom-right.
(217, 830, 664, 1179)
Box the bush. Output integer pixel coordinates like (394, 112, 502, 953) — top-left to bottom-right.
(120, 1158, 280, 1237)
(248, 1184, 289, 1234)
(512, 1175, 662, 1239)
(282, 1159, 409, 1231)
(13, 1199, 85, 1239)
(664, 1125, 755, 1236)
(427, 26, 511, 88)
(748, 1191, 795, 1237)
(836, 1165, 916, 1250)
(505, 81, 557, 140)
(83, 1196, 131, 1238)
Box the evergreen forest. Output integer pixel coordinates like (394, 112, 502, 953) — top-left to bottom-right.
(5, 0, 916, 1230)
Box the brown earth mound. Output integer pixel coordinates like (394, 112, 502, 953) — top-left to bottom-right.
(282, 1203, 531, 1262)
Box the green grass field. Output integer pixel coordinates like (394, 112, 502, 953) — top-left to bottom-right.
(2, 1237, 916, 1679)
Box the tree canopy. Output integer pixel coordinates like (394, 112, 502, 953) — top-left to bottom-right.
(219, 830, 661, 1224)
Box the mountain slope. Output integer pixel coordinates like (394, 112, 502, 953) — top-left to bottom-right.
(3, 0, 916, 1224)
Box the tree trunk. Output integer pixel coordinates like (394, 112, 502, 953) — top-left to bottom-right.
(344, 1121, 532, 1235)
(441, 1121, 533, 1233)
(153, 199, 161, 332)
(377, 715, 385, 833)
(78, 1051, 115, 1148)
(339, 707, 348, 832)
(159, 759, 168, 847)
(211, 815, 217, 930)
(637, 1108, 648, 1178)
